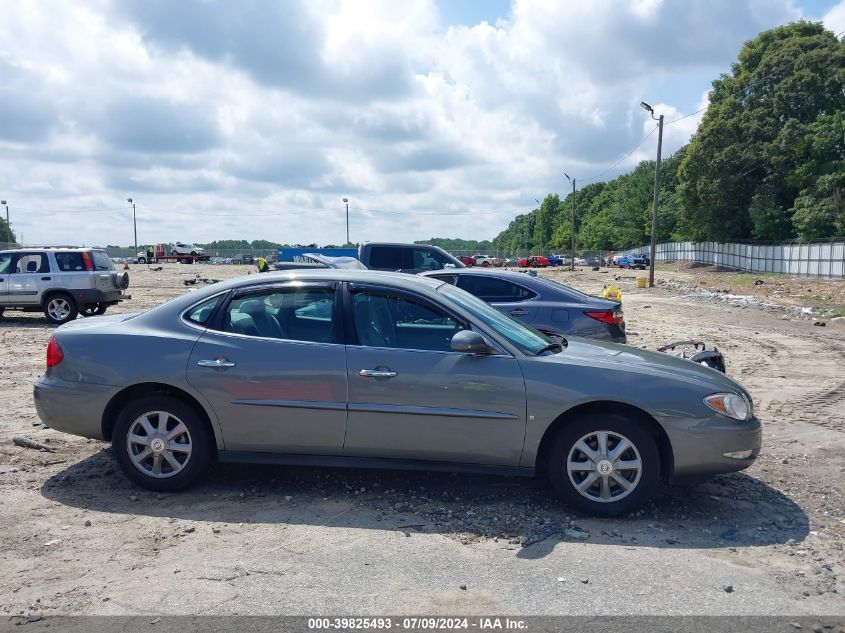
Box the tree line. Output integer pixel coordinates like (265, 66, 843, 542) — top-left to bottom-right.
(490, 22, 844, 254)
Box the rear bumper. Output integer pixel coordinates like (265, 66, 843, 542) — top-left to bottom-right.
(667, 415, 762, 480)
(69, 288, 130, 306)
(33, 376, 119, 440)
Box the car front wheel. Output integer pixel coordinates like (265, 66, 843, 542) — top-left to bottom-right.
(547, 412, 659, 516)
(112, 395, 212, 492)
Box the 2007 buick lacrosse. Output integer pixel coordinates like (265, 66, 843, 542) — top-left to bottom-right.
(34, 270, 760, 516)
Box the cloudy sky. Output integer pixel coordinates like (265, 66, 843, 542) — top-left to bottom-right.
(1, 0, 843, 248)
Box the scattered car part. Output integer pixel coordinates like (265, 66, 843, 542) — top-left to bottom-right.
(657, 340, 726, 373)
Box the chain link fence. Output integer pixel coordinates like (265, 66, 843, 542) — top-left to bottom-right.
(622, 238, 845, 278)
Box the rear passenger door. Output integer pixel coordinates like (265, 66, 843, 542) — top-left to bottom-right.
(455, 274, 541, 324)
(186, 282, 348, 455)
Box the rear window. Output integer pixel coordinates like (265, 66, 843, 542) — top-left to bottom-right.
(90, 251, 115, 271)
(185, 295, 224, 326)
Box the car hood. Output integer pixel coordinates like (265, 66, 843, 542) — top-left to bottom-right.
(538, 337, 748, 396)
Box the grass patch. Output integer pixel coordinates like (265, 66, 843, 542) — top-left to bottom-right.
(822, 306, 845, 319)
(732, 272, 778, 287)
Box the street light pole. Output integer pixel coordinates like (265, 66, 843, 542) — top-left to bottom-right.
(640, 101, 664, 288)
(564, 173, 576, 271)
(0, 200, 8, 242)
(127, 197, 137, 256)
(342, 197, 349, 246)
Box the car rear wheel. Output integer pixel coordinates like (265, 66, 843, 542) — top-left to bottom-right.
(43, 293, 78, 325)
(113, 395, 212, 492)
(172, 250, 179, 256)
(547, 412, 659, 516)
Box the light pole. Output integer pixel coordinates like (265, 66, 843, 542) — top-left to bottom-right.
(564, 173, 575, 271)
(127, 197, 137, 257)
(342, 197, 349, 246)
(640, 101, 664, 288)
(0, 200, 8, 242)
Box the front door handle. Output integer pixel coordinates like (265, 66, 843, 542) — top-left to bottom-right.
(197, 358, 236, 368)
(359, 368, 398, 379)
(510, 309, 528, 316)
(41, 276, 51, 281)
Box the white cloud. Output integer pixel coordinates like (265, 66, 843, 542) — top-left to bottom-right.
(0, 0, 813, 246)
(823, 0, 845, 34)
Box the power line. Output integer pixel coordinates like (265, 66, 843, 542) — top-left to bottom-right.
(577, 125, 659, 184)
(665, 106, 708, 126)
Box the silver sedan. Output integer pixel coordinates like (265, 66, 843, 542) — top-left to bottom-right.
(33, 270, 761, 516)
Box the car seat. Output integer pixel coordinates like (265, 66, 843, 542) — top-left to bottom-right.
(236, 299, 285, 339)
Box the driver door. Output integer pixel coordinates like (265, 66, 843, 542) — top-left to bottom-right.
(343, 283, 527, 465)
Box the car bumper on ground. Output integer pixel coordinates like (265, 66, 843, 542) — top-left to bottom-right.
(666, 415, 762, 480)
(33, 376, 120, 440)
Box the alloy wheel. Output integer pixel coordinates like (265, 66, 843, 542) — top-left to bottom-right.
(47, 298, 72, 321)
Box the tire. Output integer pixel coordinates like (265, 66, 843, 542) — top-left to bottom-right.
(547, 412, 660, 516)
(172, 250, 179, 256)
(0, 307, 4, 318)
(137, 257, 147, 264)
(112, 395, 213, 492)
(190, 251, 197, 255)
(43, 292, 78, 325)
(482, 261, 490, 267)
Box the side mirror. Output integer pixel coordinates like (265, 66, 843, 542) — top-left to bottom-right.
(450, 330, 491, 354)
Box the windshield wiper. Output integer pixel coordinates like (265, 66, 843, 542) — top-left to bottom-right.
(535, 342, 563, 355)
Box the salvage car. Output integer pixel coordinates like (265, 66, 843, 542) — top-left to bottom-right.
(422, 269, 626, 343)
(34, 270, 760, 516)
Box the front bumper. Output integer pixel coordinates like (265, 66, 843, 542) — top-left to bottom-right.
(33, 376, 120, 440)
(666, 415, 762, 480)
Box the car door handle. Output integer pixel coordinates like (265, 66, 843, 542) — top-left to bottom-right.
(41, 276, 51, 281)
(510, 309, 529, 316)
(197, 358, 236, 368)
(359, 368, 398, 379)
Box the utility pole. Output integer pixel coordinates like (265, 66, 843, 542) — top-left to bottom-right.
(127, 197, 137, 256)
(0, 200, 8, 242)
(640, 102, 664, 288)
(564, 174, 575, 270)
(342, 197, 349, 245)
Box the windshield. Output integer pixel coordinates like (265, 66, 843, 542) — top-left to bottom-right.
(440, 284, 551, 355)
(531, 276, 603, 302)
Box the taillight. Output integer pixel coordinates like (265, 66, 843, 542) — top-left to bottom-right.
(46, 337, 64, 368)
(585, 309, 624, 325)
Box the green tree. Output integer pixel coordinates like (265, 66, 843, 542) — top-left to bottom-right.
(0, 218, 15, 243)
(678, 22, 845, 240)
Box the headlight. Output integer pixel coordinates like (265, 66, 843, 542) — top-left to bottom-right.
(704, 393, 751, 421)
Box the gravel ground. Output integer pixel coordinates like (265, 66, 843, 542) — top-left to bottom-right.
(0, 263, 843, 617)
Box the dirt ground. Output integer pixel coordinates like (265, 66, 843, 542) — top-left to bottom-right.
(0, 262, 843, 617)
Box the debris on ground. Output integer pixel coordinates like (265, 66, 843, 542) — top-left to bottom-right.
(13, 436, 54, 452)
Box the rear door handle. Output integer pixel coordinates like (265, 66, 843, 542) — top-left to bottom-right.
(197, 358, 236, 368)
(510, 309, 528, 316)
(359, 368, 398, 379)
(41, 277, 51, 281)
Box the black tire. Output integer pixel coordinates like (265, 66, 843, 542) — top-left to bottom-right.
(137, 257, 147, 264)
(0, 307, 4, 318)
(547, 412, 660, 517)
(172, 250, 179, 256)
(43, 292, 78, 325)
(112, 395, 213, 492)
(190, 251, 197, 255)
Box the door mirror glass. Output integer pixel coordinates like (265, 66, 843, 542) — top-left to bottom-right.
(450, 330, 491, 354)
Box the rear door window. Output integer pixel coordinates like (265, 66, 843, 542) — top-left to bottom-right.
(456, 275, 536, 302)
(55, 252, 86, 271)
(368, 246, 405, 270)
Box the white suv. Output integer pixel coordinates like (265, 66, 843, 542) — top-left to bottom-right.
(171, 242, 204, 256)
(473, 255, 495, 267)
(0, 248, 130, 324)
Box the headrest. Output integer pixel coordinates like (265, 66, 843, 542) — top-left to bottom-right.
(238, 299, 266, 316)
